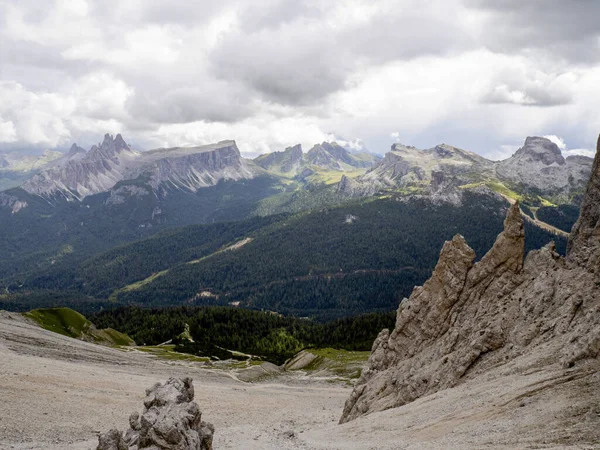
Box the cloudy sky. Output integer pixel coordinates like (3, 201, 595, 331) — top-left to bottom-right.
(0, 0, 599, 159)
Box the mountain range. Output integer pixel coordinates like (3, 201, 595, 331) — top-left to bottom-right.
(0, 133, 592, 317)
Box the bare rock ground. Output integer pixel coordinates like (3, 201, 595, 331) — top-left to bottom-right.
(2, 309, 599, 449)
(0, 311, 346, 450)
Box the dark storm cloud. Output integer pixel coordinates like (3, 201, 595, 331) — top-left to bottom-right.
(0, 0, 598, 155)
(126, 84, 255, 124)
(209, 4, 475, 105)
(468, 0, 600, 64)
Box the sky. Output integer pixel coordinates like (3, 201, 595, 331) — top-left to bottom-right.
(0, 0, 599, 159)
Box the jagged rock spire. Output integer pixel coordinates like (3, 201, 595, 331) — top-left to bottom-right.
(567, 134, 600, 270)
(340, 202, 525, 423)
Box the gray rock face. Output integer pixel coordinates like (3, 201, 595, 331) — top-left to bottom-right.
(353, 142, 495, 194)
(341, 137, 592, 205)
(21, 135, 256, 200)
(496, 136, 591, 199)
(254, 144, 304, 173)
(23, 134, 137, 199)
(0, 192, 27, 213)
(340, 134, 600, 424)
(97, 377, 214, 450)
(105, 185, 151, 206)
(67, 143, 87, 159)
(135, 142, 255, 192)
(255, 141, 377, 175)
(567, 135, 600, 270)
(306, 142, 357, 170)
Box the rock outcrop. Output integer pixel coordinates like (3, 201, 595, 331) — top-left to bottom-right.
(336, 136, 592, 206)
(349, 142, 495, 196)
(254, 141, 378, 175)
(0, 192, 27, 213)
(97, 377, 214, 450)
(21, 135, 256, 200)
(340, 134, 600, 424)
(254, 144, 304, 173)
(496, 136, 592, 200)
(23, 133, 138, 199)
(567, 134, 600, 270)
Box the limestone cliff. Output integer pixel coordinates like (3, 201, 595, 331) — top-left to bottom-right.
(21, 135, 256, 200)
(340, 134, 600, 424)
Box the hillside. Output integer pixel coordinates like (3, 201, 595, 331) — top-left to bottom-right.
(0, 133, 587, 319)
(3, 190, 565, 320)
(24, 307, 134, 346)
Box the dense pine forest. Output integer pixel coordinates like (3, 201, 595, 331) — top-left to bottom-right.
(536, 204, 580, 233)
(92, 306, 396, 364)
(1, 192, 566, 320)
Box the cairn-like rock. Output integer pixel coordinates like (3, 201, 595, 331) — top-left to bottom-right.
(340, 134, 600, 425)
(97, 377, 214, 450)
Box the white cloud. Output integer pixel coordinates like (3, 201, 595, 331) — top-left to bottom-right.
(543, 135, 567, 150)
(563, 148, 595, 158)
(543, 135, 595, 158)
(150, 115, 335, 156)
(0, 119, 18, 143)
(0, 0, 599, 159)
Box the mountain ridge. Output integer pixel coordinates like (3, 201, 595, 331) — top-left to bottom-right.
(20, 135, 258, 200)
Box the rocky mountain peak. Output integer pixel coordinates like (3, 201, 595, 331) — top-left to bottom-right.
(340, 201, 527, 423)
(20, 134, 256, 200)
(390, 143, 417, 153)
(101, 133, 130, 152)
(433, 144, 457, 158)
(567, 134, 600, 269)
(288, 144, 303, 160)
(87, 133, 132, 160)
(515, 136, 565, 166)
(254, 143, 304, 173)
(495, 136, 589, 198)
(67, 143, 86, 158)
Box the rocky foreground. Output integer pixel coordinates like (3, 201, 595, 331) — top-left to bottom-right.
(340, 135, 600, 447)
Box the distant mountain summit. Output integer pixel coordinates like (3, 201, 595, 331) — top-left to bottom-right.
(21, 134, 257, 200)
(66, 143, 87, 160)
(496, 136, 591, 200)
(338, 137, 592, 205)
(254, 141, 380, 176)
(254, 144, 304, 173)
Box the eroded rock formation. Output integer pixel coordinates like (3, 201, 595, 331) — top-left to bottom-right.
(340, 135, 600, 424)
(97, 377, 214, 450)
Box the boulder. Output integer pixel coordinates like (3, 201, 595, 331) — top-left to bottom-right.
(97, 378, 214, 450)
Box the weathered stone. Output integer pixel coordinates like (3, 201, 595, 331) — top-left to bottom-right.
(340, 135, 600, 424)
(97, 377, 214, 450)
(567, 134, 600, 270)
(97, 429, 127, 450)
(22, 134, 256, 200)
(340, 204, 523, 422)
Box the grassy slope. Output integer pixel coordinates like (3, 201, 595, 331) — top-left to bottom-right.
(24, 307, 134, 346)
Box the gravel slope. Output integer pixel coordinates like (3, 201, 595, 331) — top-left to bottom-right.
(1, 311, 598, 449)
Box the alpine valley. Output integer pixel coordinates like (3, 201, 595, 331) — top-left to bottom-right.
(0, 133, 591, 319)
